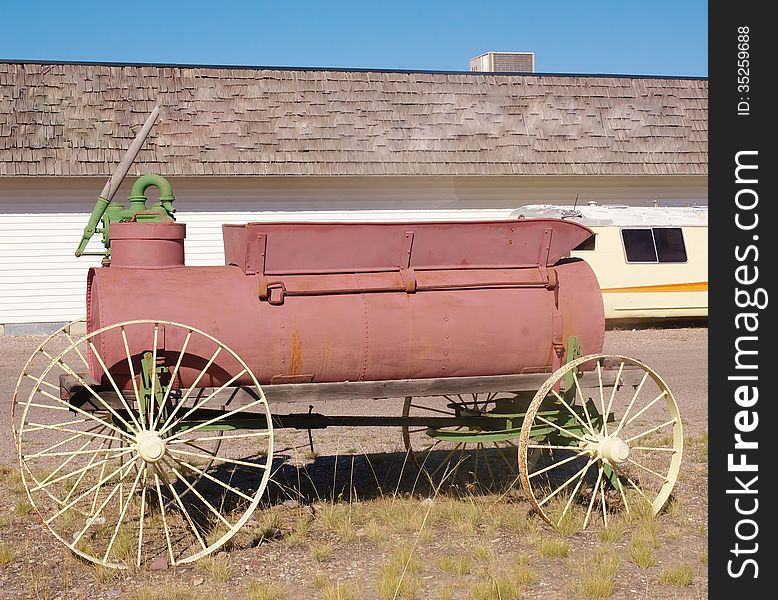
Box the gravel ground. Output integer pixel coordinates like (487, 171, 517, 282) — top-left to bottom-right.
(0, 326, 708, 599)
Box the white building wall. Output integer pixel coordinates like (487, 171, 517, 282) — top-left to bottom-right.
(0, 175, 707, 329)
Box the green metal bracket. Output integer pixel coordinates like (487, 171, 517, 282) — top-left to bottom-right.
(561, 335, 583, 394)
(75, 174, 176, 259)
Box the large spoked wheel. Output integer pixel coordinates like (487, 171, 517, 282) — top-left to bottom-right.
(518, 354, 682, 530)
(402, 393, 532, 490)
(17, 320, 273, 568)
(12, 318, 87, 446)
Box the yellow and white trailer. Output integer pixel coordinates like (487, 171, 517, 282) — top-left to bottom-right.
(514, 204, 708, 320)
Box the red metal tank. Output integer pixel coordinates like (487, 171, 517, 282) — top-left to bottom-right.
(87, 220, 604, 388)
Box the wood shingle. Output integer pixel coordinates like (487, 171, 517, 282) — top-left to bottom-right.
(0, 62, 707, 177)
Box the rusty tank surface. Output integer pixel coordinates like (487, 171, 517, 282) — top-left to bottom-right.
(86, 219, 604, 389)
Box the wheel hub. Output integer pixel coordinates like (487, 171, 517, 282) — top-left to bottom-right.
(598, 436, 630, 464)
(136, 431, 166, 463)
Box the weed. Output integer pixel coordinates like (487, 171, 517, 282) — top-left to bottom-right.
(659, 564, 695, 587)
(629, 536, 657, 568)
(536, 537, 569, 558)
(197, 553, 232, 582)
(471, 543, 494, 562)
(513, 555, 537, 586)
(437, 555, 471, 576)
(246, 581, 286, 600)
(311, 542, 334, 563)
(700, 549, 708, 565)
(0, 544, 18, 565)
(470, 575, 521, 600)
(322, 580, 361, 600)
(377, 559, 423, 600)
(15, 498, 34, 515)
(569, 547, 621, 598)
(598, 514, 630, 543)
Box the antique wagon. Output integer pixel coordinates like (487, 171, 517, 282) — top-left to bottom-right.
(12, 114, 683, 569)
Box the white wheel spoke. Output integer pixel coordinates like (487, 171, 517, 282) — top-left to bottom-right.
(551, 389, 597, 436)
(155, 465, 207, 551)
(154, 471, 176, 566)
(538, 457, 597, 507)
(148, 324, 160, 427)
(158, 347, 223, 433)
(166, 460, 234, 529)
(63, 330, 90, 370)
(158, 368, 247, 436)
(613, 372, 649, 436)
(152, 330, 192, 430)
(557, 461, 591, 526)
(31, 388, 134, 441)
(23, 421, 121, 443)
(529, 449, 588, 479)
(622, 390, 668, 430)
(165, 398, 266, 442)
(583, 466, 604, 529)
(102, 466, 144, 562)
(45, 456, 136, 524)
(53, 357, 138, 435)
(88, 340, 143, 432)
(167, 447, 268, 471)
(72, 478, 124, 547)
(573, 368, 596, 432)
(602, 361, 624, 436)
(24, 375, 59, 391)
(169, 457, 254, 502)
(167, 430, 270, 444)
(625, 418, 677, 444)
(534, 415, 588, 443)
(614, 473, 630, 514)
(136, 469, 148, 568)
(623, 474, 654, 505)
(626, 458, 668, 482)
(26, 425, 105, 459)
(528, 443, 585, 451)
(599, 477, 609, 527)
(121, 327, 144, 429)
(30, 445, 129, 459)
(631, 446, 677, 453)
(32, 447, 134, 493)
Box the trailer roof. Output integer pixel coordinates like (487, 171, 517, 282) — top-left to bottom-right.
(513, 204, 708, 227)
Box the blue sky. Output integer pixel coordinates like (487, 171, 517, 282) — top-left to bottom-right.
(1, 1, 707, 76)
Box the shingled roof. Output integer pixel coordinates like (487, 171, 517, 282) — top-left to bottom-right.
(0, 61, 708, 177)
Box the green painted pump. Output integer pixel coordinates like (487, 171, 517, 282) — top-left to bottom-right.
(74, 106, 176, 259)
(75, 174, 176, 258)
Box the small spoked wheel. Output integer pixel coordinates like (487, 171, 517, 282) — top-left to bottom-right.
(402, 393, 531, 490)
(17, 320, 273, 568)
(518, 354, 682, 530)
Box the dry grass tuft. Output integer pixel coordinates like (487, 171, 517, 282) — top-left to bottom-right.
(246, 581, 286, 600)
(536, 537, 569, 558)
(377, 555, 423, 599)
(569, 547, 621, 598)
(311, 541, 334, 563)
(0, 544, 18, 565)
(513, 554, 538, 586)
(470, 575, 522, 600)
(659, 564, 695, 587)
(322, 580, 361, 600)
(196, 553, 232, 582)
(437, 555, 471, 576)
(15, 498, 34, 515)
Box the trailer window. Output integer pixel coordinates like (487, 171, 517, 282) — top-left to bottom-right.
(621, 228, 687, 263)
